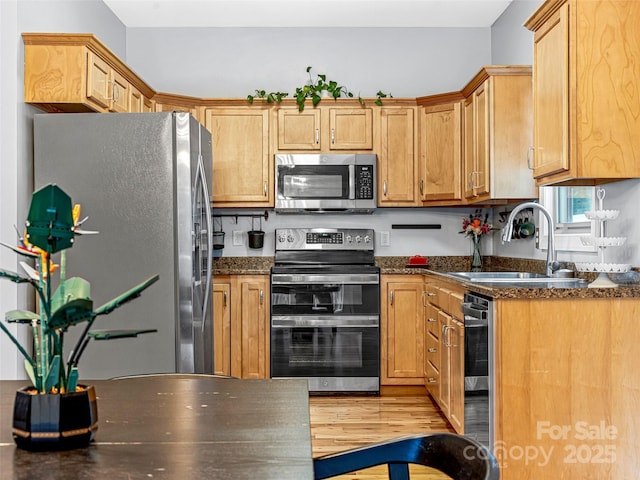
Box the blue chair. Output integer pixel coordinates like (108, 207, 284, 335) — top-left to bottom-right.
(313, 432, 499, 480)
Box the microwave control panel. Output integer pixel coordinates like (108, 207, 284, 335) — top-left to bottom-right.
(355, 165, 374, 199)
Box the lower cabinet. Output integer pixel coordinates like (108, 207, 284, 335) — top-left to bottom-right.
(381, 275, 425, 385)
(213, 275, 270, 379)
(425, 279, 465, 434)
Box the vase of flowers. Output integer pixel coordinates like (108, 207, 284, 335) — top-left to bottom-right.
(1, 184, 158, 450)
(460, 209, 493, 272)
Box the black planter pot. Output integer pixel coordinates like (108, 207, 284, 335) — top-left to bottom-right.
(12, 385, 98, 450)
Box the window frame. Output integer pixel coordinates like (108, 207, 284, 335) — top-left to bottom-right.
(538, 186, 597, 252)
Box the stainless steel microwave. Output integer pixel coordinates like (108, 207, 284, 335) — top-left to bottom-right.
(275, 154, 377, 213)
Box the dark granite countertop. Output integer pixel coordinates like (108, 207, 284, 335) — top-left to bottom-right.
(213, 256, 640, 299)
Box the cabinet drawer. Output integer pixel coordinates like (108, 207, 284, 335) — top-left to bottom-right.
(426, 332, 439, 370)
(436, 287, 451, 313)
(449, 291, 464, 320)
(424, 361, 439, 393)
(425, 304, 439, 337)
(426, 284, 450, 311)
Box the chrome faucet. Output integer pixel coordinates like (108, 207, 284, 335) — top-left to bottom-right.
(501, 202, 561, 277)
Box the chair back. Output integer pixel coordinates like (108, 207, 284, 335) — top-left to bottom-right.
(313, 432, 499, 480)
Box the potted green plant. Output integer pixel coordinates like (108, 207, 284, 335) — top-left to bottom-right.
(0, 184, 158, 450)
(247, 66, 391, 111)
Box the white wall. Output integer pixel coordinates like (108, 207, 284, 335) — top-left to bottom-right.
(214, 207, 494, 258)
(126, 27, 491, 98)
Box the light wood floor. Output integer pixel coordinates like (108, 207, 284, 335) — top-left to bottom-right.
(309, 390, 455, 479)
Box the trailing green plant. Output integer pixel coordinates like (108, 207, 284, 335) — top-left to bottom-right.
(0, 184, 158, 394)
(248, 66, 392, 112)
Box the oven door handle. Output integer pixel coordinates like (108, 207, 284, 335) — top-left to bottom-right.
(271, 274, 379, 284)
(271, 316, 379, 328)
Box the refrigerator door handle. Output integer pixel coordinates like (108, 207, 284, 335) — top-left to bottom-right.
(198, 151, 213, 333)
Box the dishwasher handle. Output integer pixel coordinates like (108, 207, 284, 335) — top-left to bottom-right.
(462, 302, 488, 320)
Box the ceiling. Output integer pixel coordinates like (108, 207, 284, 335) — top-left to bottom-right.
(103, 0, 514, 28)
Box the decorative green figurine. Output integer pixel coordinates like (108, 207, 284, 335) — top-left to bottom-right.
(1, 184, 158, 394)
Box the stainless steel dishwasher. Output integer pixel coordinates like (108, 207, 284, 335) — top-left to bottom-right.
(462, 291, 494, 450)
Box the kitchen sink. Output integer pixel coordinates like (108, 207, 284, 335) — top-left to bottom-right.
(447, 271, 548, 280)
(445, 271, 585, 285)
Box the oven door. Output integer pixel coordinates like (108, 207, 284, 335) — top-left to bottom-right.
(271, 273, 380, 316)
(270, 315, 380, 383)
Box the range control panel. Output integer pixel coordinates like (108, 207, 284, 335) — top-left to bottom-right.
(275, 228, 374, 250)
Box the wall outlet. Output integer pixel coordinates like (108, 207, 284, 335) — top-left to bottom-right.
(232, 230, 244, 246)
(380, 231, 390, 246)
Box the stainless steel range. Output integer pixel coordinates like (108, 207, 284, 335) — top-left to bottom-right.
(270, 228, 380, 394)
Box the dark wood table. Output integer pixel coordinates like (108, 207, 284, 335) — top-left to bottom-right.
(0, 375, 313, 479)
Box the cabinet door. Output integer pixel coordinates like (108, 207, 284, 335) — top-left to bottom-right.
(206, 108, 272, 207)
(378, 107, 419, 206)
(449, 318, 465, 433)
(469, 81, 490, 198)
(532, 4, 569, 179)
(328, 108, 373, 150)
(129, 85, 144, 113)
(419, 103, 462, 202)
(438, 310, 451, 415)
(382, 279, 424, 384)
(236, 276, 269, 379)
(277, 107, 321, 150)
(463, 96, 474, 198)
(213, 281, 231, 377)
(110, 69, 129, 112)
(86, 51, 111, 110)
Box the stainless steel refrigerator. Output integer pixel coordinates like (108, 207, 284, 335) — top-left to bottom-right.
(33, 112, 213, 378)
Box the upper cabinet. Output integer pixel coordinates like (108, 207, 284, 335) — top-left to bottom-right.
(461, 66, 537, 203)
(525, 0, 640, 186)
(204, 106, 272, 207)
(418, 98, 463, 204)
(275, 103, 373, 152)
(23, 33, 155, 114)
(376, 105, 420, 207)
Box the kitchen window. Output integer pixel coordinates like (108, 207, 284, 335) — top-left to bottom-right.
(539, 186, 596, 252)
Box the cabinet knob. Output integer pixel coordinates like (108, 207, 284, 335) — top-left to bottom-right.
(428, 348, 437, 353)
(428, 378, 437, 383)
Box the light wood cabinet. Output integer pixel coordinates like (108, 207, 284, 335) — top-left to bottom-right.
(424, 303, 440, 398)
(381, 275, 425, 385)
(204, 107, 272, 207)
(234, 275, 269, 379)
(212, 275, 270, 379)
(462, 67, 536, 202)
(448, 295, 465, 434)
(419, 102, 463, 203)
(425, 278, 465, 434)
(129, 85, 153, 113)
(23, 33, 155, 114)
(494, 296, 640, 480)
(377, 106, 420, 207)
(86, 51, 129, 112)
(212, 279, 232, 376)
(525, 0, 640, 185)
(275, 105, 373, 151)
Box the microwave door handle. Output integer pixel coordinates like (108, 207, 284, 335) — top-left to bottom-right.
(348, 164, 356, 199)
